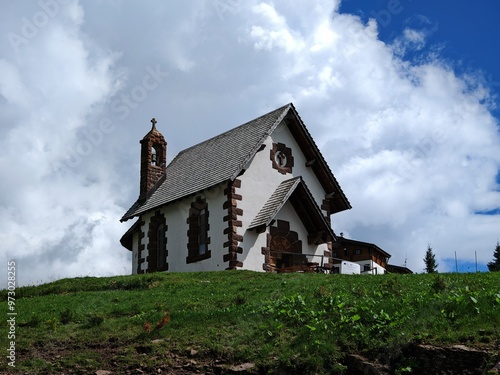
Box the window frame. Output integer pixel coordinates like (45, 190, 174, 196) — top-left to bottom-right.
(146, 210, 168, 272)
(156, 223, 166, 269)
(186, 197, 211, 263)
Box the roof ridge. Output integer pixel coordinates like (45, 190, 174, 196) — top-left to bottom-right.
(338, 237, 391, 257)
(285, 104, 351, 212)
(230, 103, 293, 181)
(173, 103, 292, 160)
(249, 177, 302, 228)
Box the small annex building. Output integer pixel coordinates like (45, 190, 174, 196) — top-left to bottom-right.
(120, 103, 351, 274)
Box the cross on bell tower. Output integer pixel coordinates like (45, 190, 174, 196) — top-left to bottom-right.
(139, 118, 167, 203)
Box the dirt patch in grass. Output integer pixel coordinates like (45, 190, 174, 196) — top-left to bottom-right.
(14, 337, 258, 375)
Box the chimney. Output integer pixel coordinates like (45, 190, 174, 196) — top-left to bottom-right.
(139, 118, 166, 203)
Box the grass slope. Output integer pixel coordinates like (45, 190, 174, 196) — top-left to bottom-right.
(1, 271, 499, 374)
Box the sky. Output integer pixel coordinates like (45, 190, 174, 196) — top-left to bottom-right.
(1, 0, 499, 286)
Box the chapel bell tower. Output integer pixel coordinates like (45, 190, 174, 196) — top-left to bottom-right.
(139, 118, 166, 203)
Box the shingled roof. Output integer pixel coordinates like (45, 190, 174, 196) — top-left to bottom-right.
(121, 103, 351, 222)
(249, 177, 336, 244)
(249, 177, 302, 229)
(333, 237, 392, 259)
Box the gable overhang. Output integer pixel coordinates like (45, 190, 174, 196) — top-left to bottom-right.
(290, 181, 337, 245)
(229, 104, 351, 215)
(283, 105, 351, 214)
(120, 218, 141, 251)
(249, 177, 336, 245)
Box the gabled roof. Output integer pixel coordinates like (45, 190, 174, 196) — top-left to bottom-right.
(249, 177, 302, 228)
(121, 103, 351, 222)
(249, 177, 336, 244)
(334, 237, 391, 259)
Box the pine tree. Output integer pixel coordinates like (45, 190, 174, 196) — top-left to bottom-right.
(424, 245, 438, 273)
(487, 241, 500, 272)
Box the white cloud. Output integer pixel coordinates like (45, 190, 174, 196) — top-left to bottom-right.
(250, 3, 306, 53)
(0, 60, 32, 105)
(241, 1, 500, 272)
(0, 1, 128, 286)
(0, 0, 498, 285)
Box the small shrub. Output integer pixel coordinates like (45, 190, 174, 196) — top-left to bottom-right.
(234, 294, 247, 305)
(85, 314, 104, 327)
(381, 277, 403, 296)
(155, 301, 166, 312)
(25, 313, 41, 328)
(313, 285, 332, 299)
(431, 274, 447, 293)
(45, 318, 59, 333)
(59, 308, 73, 325)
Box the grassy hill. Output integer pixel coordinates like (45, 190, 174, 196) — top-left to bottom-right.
(1, 271, 499, 374)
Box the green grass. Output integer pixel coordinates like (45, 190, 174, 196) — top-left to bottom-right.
(1, 271, 499, 374)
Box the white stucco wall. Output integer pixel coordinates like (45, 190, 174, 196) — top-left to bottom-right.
(270, 122, 329, 212)
(135, 182, 229, 273)
(168, 182, 228, 272)
(238, 229, 267, 272)
(238, 120, 329, 233)
(237, 137, 283, 231)
(274, 202, 329, 263)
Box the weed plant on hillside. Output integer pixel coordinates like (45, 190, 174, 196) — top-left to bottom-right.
(1, 271, 499, 374)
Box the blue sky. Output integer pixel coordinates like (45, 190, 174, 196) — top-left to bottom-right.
(1, 0, 499, 285)
(443, 258, 489, 273)
(340, 1, 500, 114)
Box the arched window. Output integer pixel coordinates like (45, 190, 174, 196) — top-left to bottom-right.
(186, 197, 211, 263)
(151, 146, 158, 166)
(198, 209, 207, 255)
(147, 211, 168, 272)
(157, 223, 166, 268)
